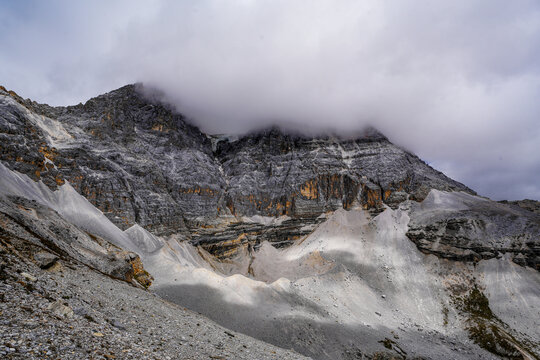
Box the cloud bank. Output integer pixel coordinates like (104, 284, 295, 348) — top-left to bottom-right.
(1, 0, 540, 200)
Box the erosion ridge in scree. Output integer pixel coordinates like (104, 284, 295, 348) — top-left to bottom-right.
(0, 83, 479, 259)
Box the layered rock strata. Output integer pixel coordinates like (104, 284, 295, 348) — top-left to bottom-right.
(406, 191, 540, 270)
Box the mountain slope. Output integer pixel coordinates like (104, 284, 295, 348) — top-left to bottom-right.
(1, 84, 539, 359)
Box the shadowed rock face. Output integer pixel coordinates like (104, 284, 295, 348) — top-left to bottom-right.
(0, 84, 475, 257)
(406, 191, 540, 270)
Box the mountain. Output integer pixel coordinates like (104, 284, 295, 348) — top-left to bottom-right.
(0, 84, 473, 250)
(0, 84, 539, 359)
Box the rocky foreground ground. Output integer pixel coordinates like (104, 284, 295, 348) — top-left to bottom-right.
(0, 243, 309, 360)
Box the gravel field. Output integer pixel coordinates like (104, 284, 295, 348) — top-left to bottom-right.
(0, 246, 309, 360)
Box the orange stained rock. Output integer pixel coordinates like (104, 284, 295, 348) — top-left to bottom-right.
(363, 187, 382, 209)
(38, 145, 57, 162)
(226, 202, 235, 215)
(130, 256, 153, 288)
(286, 200, 293, 210)
(131, 257, 144, 275)
(55, 175, 65, 186)
(300, 179, 319, 200)
(151, 123, 167, 132)
(71, 174, 83, 183)
(276, 199, 293, 215)
(179, 186, 216, 196)
(221, 233, 247, 247)
(220, 246, 243, 259)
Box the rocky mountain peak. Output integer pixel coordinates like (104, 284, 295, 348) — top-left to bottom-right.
(0, 84, 474, 248)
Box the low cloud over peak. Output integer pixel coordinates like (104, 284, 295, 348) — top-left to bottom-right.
(1, 0, 539, 200)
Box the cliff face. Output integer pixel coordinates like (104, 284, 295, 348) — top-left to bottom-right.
(0, 84, 478, 258)
(213, 126, 469, 217)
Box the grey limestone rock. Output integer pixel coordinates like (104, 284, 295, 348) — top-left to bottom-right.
(33, 251, 58, 269)
(0, 194, 147, 285)
(48, 300, 74, 318)
(499, 199, 540, 214)
(406, 191, 540, 270)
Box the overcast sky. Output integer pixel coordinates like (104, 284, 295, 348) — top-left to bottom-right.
(1, 0, 539, 201)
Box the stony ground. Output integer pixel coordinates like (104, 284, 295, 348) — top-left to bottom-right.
(0, 246, 309, 360)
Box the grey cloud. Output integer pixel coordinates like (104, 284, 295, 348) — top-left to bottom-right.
(0, 0, 539, 200)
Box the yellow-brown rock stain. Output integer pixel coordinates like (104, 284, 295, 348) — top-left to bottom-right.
(151, 123, 169, 132)
(300, 179, 319, 200)
(55, 175, 65, 186)
(327, 174, 343, 199)
(362, 185, 382, 209)
(179, 187, 217, 196)
(130, 256, 153, 288)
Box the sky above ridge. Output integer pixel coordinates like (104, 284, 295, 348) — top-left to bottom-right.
(1, 0, 539, 201)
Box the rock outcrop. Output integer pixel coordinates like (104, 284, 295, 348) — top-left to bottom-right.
(0, 83, 537, 268)
(499, 199, 540, 215)
(0, 193, 150, 286)
(406, 191, 540, 270)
